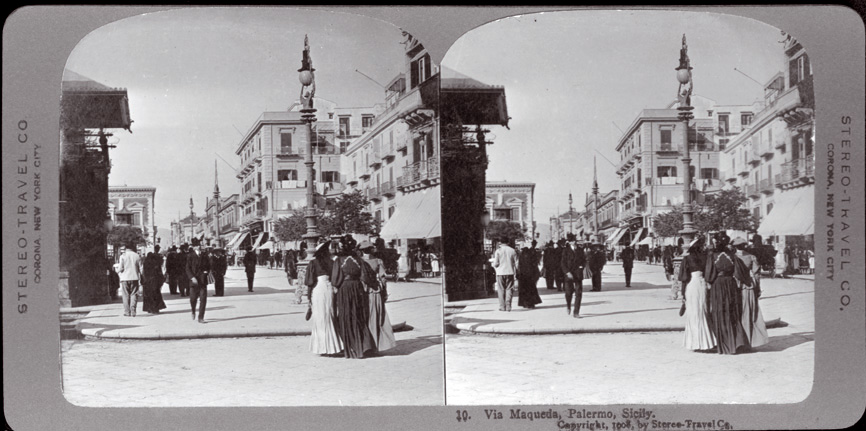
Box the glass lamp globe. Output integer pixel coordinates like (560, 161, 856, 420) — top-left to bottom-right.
(299, 70, 314, 86)
(677, 69, 691, 84)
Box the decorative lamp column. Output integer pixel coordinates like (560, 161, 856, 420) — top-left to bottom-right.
(568, 192, 574, 235)
(189, 196, 195, 243)
(213, 160, 221, 248)
(672, 34, 696, 300)
(592, 156, 600, 242)
(298, 35, 319, 255)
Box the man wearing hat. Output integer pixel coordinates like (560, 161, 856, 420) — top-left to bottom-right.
(560, 233, 586, 317)
(542, 240, 562, 291)
(621, 245, 635, 288)
(177, 243, 191, 297)
(492, 236, 519, 312)
(211, 247, 228, 297)
(243, 245, 258, 292)
(588, 241, 607, 292)
(165, 245, 180, 295)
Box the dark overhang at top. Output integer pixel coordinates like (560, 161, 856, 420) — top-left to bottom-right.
(440, 66, 509, 128)
(61, 69, 132, 131)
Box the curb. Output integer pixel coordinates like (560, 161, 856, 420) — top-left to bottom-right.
(79, 321, 409, 341)
(447, 317, 783, 335)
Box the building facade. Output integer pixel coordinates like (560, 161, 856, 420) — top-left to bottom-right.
(107, 186, 157, 253)
(234, 99, 380, 251)
(724, 33, 814, 251)
(484, 181, 536, 245)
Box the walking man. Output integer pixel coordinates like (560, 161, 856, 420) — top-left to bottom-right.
(589, 242, 606, 291)
(165, 245, 179, 295)
(177, 243, 191, 297)
(211, 247, 228, 297)
(186, 241, 209, 322)
(117, 244, 143, 317)
(621, 245, 635, 288)
(560, 233, 586, 318)
(492, 237, 519, 312)
(243, 245, 257, 292)
(542, 241, 561, 290)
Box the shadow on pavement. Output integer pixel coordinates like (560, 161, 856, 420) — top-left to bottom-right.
(582, 306, 679, 318)
(380, 335, 443, 357)
(752, 331, 814, 353)
(449, 317, 517, 331)
(76, 322, 141, 336)
(206, 287, 290, 298)
(759, 291, 812, 300)
(152, 305, 234, 315)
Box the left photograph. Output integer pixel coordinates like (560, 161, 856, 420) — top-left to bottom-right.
(58, 8, 443, 406)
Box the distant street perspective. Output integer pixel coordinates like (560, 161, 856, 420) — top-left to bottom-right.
(61, 267, 443, 406)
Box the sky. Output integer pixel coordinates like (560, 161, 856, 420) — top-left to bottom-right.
(64, 7, 407, 234)
(441, 9, 789, 222)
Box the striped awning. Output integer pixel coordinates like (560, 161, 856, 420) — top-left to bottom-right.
(378, 186, 441, 240)
(630, 228, 647, 246)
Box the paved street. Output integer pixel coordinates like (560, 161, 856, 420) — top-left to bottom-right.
(445, 262, 814, 405)
(60, 267, 444, 406)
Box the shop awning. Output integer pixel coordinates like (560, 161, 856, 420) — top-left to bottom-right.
(638, 236, 653, 246)
(379, 186, 441, 240)
(630, 228, 647, 246)
(251, 233, 265, 250)
(757, 186, 814, 237)
(225, 232, 244, 250)
(606, 227, 628, 245)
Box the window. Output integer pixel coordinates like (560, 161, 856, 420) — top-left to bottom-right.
(660, 128, 672, 150)
(340, 141, 349, 154)
(718, 114, 730, 135)
(280, 132, 293, 155)
(362, 115, 374, 129)
(657, 166, 677, 177)
(410, 53, 432, 88)
(494, 209, 512, 220)
(741, 113, 754, 128)
(789, 54, 810, 87)
(388, 206, 395, 218)
(116, 213, 134, 225)
(339, 117, 351, 137)
(719, 138, 729, 151)
(752, 206, 761, 220)
(257, 172, 262, 193)
(322, 171, 340, 183)
(766, 202, 774, 215)
(277, 169, 298, 181)
(701, 168, 719, 179)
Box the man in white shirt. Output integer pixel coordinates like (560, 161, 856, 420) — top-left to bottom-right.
(117, 244, 143, 317)
(492, 237, 519, 312)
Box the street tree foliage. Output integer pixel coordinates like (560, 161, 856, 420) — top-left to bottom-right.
(654, 188, 758, 238)
(273, 191, 379, 241)
(107, 225, 148, 248)
(486, 220, 525, 245)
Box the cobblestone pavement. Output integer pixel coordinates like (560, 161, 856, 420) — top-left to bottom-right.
(445, 270, 814, 405)
(61, 268, 444, 407)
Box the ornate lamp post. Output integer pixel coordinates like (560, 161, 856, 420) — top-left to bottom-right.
(213, 160, 221, 248)
(568, 192, 574, 235)
(188, 196, 195, 243)
(298, 35, 319, 254)
(671, 34, 697, 300)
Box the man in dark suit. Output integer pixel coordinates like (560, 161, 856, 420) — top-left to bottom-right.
(560, 233, 586, 318)
(211, 247, 228, 297)
(186, 240, 210, 322)
(621, 245, 635, 288)
(542, 241, 559, 290)
(177, 243, 190, 297)
(243, 245, 257, 292)
(588, 242, 607, 291)
(165, 245, 179, 295)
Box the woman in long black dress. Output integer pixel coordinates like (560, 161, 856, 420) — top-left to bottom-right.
(517, 246, 542, 309)
(141, 250, 167, 314)
(704, 232, 749, 354)
(331, 235, 375, 359)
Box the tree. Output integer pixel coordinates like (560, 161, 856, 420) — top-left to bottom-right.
(273, 208, 312, 242)
(107, 225, 148, 248)
(321, 191, 379, 236)
(485, 220, 525, 246)
(653, 187, 757, 238)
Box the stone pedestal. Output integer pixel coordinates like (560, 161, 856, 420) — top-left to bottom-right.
(294, 260, 310, 305)
(670, 256, 683, 300)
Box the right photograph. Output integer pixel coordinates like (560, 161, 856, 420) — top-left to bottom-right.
(440, 10, 815, 405)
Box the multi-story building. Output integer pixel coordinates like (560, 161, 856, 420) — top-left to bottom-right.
(202, 194, 240, 248)
(484, 181, 536, 244)
(354, 32, 441, 276)
(580, 189, 619, 245)
(614, 95, 751, 247)
(108, 186, 157, 254)
(234, 98, 380, 251)
(725, 33, 814, 251)
(171, 213, 200, 246)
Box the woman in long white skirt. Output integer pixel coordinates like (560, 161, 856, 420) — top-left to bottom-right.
(680, 237, 717, 351)
(306, 241, 343, 355)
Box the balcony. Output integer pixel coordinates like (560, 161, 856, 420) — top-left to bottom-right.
(359, 172, 371, 180)
(747, 152, 762, 166)
(241, 209, 265, 225)
(777, 157, 815, 190)
(738, 167, 750, 177)
(381, 181, 396, 197)
(367, 186, 382, 202)
(759, 178, 774, 194)
(369, 150, 382, 168)
(656, 146, 680, 158)
(399, 157, 440, 191)
(745, 183, 760, 198)
(760, 145, 774, 159)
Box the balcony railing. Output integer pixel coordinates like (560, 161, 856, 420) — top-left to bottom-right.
(367, 186, 382, 202)
(778, 157, 815, 188)
(759, 178, 774, 194)
(398, 157, 440, 190)
(381, 181, 396, 196)
(241, 209, 265, 225)
(745, 183, 760, 198)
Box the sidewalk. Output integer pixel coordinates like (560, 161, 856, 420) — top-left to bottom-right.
(71, 267, 415, 340)
(446, 262, 802, 335)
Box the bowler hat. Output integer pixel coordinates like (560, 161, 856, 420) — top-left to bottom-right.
(566, 233, 577, 241)
(731, 237, 748, 247)
(358, 240, 374, 251)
